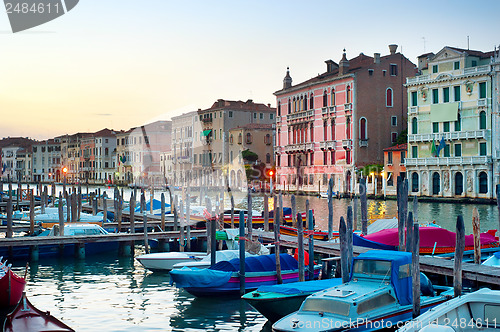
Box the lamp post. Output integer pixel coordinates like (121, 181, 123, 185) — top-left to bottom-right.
(381, 171, 386, 199)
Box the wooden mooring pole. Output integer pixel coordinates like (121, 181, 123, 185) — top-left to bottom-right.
(328, 177, 334, 240)
(346, 205, 353, 274)
(142, 193, 150, 254)
(239, 211, 245, 296)
(472, 208, 481, 264)
(291, 194, 296, 228)
(263, 194, 269, 232)
(297, 213, 305, 282)
(360, 178, 368, 236)
(308, 209, 314, 280)
(274, 196, 282, 284)
(412, 222, 420, 318)
(454, 215, 465, 297)
(339, 216, 349, 283)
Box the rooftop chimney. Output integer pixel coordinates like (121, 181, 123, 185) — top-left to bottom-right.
(374, 53, 381, 64)
(325, 59, 338, 73)
(389, 44, 398, 55)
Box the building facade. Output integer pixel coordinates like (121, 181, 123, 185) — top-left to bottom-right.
(32, 139, 61, 182)
(383, 143, 407, 196)
(405, 46, 499, 198)
(274, 45, 415, 194)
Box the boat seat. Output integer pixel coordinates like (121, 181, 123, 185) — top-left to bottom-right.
(420, 272, 434, 297)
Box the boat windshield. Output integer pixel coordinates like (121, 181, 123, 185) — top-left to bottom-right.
(301, 298, 350, 316)
(352, 260, 391, 278)
(356, 292, 396, 314)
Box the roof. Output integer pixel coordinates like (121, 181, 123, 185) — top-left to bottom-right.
(202, 99, 275, 113)
(0, 137, 37, 149)
(383, 143, 407, 152)
(93, 128, 116, 137)
(445, 46, 494, 59)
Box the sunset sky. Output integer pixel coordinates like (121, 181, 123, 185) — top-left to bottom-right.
(1, 0, 499, 140)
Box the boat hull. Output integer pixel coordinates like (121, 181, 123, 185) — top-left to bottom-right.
(0, 270, 26, 308)
(245, 293, 310, 322)
(136, 252, 207, 271)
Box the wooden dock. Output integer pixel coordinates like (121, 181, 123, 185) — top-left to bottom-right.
(252, 230, 500, 287)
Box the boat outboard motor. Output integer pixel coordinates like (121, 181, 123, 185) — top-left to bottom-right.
(420, 272, 434, 297)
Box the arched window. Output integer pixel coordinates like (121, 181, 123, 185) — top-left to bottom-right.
(331, 89, 336, 106)
(229, 135, 233, 144)
(246, 133, 252, 144)
(331, 119, 335, 141)
(288, 98, 291, 114)
(479, 111, 487, 129)
(304, 95, 308, 111)
(479, 171, 488, 194)
(264, 134, 271, 145)
(266, 153, 271, 163)
(454, 113, 461, 131)
(278, 101, 281, 116)
(360, 117, 367, 140)
(412, 117, 418, 134)
(455, 172, 463, 195)
(432, 172, 440, 195)
(323, 91, 328, 107)
(292, 97, 296, 113)
(346, 85, 351, 103)
(323, 121, 328, 141)
(412, 172, 419, 192)
(309, 94, 314, 109)
(300, 96, 304, 111)
(386, 88, 393, 107)
(346, 117, 351, 139)
(238, 133, 242, 144)
(105, 147, 109, 156)
(310, 123, 314, 142)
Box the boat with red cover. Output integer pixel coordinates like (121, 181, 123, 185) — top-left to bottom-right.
(3, 292, 74, 332)
(0, 267, 26, 308)
(362, 227, 499, 254)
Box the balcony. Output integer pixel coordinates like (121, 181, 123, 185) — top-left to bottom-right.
(408, 129, 489, 143)
(274, 146, 282, 154)
(276, 116, 281, 122)
(344, 103, 352, 114)
(342, 139, 352, 150)
(463, 65, 490, 75)
(202, 117, 213, 124)
(405, 156, 492, 167)
(359, 139, 368, 147)
(406, 74, 430, 84)
(287, 110, 314, 123)
(319, 140, 336, 150)
(477, 99, 487, 107)
(409, 106, 418, 115)
(284, 143, 314, 153)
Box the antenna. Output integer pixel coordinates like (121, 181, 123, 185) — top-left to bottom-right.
(421, 37, 426, 53)
(467, 36, 470, 50)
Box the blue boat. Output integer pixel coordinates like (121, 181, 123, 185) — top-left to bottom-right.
(170, 254, 321, 297)
(243, 278, 342, 322)
(273, 251, 452, 332)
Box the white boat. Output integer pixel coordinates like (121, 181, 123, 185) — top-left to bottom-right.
(482, 251, 500, 267)
(172, 250, 258, 269)
(398, 288, 500, 332)
(136, 252, 207, 271)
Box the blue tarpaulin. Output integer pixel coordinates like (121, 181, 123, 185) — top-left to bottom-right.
(255, 278, 341, 295)
(209, 254, 298, 272)
(350, 250, 413, 306)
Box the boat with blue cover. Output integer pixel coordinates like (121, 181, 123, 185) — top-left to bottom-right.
(273, 250, 452, 332)
(169, 253, 321, 297)
(243, 278, 342, 322)
(482, 251, 500, 267)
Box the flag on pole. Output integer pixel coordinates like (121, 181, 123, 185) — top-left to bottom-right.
(436, 136, 446, 156)
(431, 139, 437, 157)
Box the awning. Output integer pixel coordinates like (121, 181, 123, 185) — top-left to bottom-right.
(202, 130, 212, 136)
(430, 102, 459, 122)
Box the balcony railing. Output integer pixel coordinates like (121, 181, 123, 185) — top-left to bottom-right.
(287, 110, 314, 122)
(284, 143, 314, 152)
(359, 139, 368, 147)
(463, 65, 490, 75)
(409, 106, 418, 115)
(408, 129, 489, 143)
(344, 103, 352, 113)
(319, 140, 336, 150)
(405, 156, 492, 167)
(406, 75, 430, 84)
(477, 99, 487, 107)
(342, 139, 352, 150)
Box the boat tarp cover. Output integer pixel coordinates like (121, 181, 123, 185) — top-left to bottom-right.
(255, 278, 342, 295)
(363, 227, 498, 248)
(351, 250, 412, 306)
(209, 254, 298, 272)
(169, 268, 233, 288)
(352, 233, 397, 250)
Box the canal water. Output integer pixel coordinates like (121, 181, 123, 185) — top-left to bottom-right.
(3, 184, 499, 331)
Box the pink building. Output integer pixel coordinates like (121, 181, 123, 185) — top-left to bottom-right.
(274, 45, 415, 194)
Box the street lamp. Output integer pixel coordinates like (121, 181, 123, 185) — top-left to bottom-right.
(267, 169, 274, 195)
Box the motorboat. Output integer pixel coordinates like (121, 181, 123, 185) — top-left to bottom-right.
(397, 288, 500, 332)
(273, 250, 453, 332)
(482, 251, 500, 267)
(170, 253, 321, 297)
(243, 278, 342, 322)
(0, 259, 25, 308)
(136, 252, 207, 271)
(172, 250, 261, 270)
